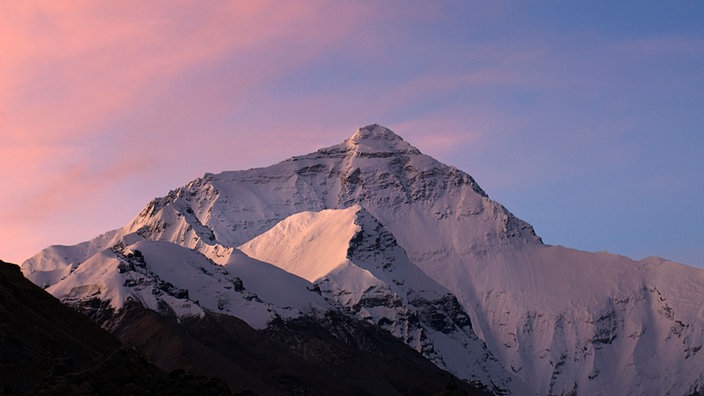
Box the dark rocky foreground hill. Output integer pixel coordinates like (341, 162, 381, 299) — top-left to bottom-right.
(1, 259, 487, 395)
(80, 298, 490, 395)
(0, 260, 229, 395)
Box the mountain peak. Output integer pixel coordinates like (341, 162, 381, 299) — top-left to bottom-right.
(345, 124, 420, 155)
(349, 124, 401, 141)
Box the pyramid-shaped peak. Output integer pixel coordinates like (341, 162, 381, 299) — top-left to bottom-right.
(350, 124, 403, 141)
(346, 124, 420, 155)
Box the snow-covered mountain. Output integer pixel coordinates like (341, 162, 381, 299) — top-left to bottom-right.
(22, 124, 704, 395)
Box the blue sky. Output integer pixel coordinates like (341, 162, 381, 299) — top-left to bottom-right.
(1, 1, 702, 267)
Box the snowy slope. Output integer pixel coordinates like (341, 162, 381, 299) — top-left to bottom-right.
(239, 206, 360, 284)
(45, 240, 328, 329)
(22, 124, 704, 395)
(450, 245, 704, 395)
(240, 204, 514, 391)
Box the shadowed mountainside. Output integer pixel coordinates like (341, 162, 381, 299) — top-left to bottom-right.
(0, 260, 229, 395)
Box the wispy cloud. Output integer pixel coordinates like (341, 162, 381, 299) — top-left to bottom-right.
(2, 153, 154, 220)
(0, 1, 390, 262)
(0, 2, 376, 143)
(1, 2, 701, 268)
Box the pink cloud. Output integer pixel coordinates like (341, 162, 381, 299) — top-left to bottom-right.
(1, 1, 380, 151)
(0, 2, 374, 144)
(0, 2, 396, 263)
(2, 152, 155, 221)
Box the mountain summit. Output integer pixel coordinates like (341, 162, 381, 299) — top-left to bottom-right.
(22, 124, 704, 395)
(344, 123, 420, 155)
(349, 123, 405, 143)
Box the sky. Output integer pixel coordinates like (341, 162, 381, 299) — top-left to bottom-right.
(1, 1, 702, 267)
